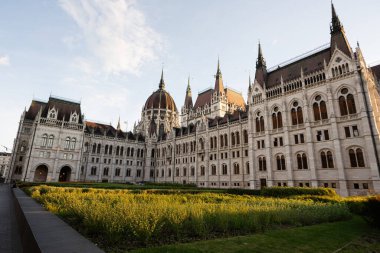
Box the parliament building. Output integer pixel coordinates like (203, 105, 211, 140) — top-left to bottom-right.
(8, 4, 380, 196)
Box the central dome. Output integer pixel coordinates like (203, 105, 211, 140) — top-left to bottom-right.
(144, 89, 177, 111)
(143, 70, 177, 112)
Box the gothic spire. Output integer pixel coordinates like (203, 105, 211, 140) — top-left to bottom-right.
(116, 116, 121, 130)
(159, 68, 165, 90)
(184, 76, 193, 109)
(330, 2, 343, 35)
(254, 42, 267, 87)
(214, 58, 224, 94)
(256, 41, 266, 69)
(248, 75, 252, 92)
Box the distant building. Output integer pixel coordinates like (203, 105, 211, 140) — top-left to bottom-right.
(0, 152, 11, 180)
(8, 4, 380, 196)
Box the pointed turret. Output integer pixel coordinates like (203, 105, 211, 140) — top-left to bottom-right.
(254, 42, 267, 87)
(329, 3, 352, 58)
(116, 116, 121, 130)
(214, 58, 225, 95)
(248, 75, 252, 93)
(159, 69, 165, 90)
(184, 76, 193, 109)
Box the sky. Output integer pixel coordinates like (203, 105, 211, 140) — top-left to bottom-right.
(0, 0, 380, 151)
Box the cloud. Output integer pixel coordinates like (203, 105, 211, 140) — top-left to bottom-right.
(59, 0, 162, 75)
(0, 55, 10, 66)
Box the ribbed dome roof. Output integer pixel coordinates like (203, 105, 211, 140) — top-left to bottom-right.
(144, 89, 177, 111)
(143, 70, 178, 112)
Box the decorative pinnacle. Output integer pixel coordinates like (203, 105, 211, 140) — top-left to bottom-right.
(187, 76, 191, 92)
(216, 57, 221, 76)
(159, 68, 165, 90)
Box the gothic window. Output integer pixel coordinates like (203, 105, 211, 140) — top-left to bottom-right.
(15, 166, 22, 175)
(246, 162, 250, 174)
(224, 134, 228, 147)
(168, 168, 171, 177)
(220, 135, 224, 148)
(47, 135, 54, 148)
(321, 150, 334, 168)
(127, 147, 131, 156)
(291, 101, 303, 125)
(339, 88, 357, 116)
(103, 167, 109, 176)
(131, 148, 134, 157)
(183, 167, 187, 176)
(105, 145, 109, 154)
(109, 145, 113, 155)
(243, 130, 248, 144)
(70, 138, 76, 150)
(258, 156, 267, 171)
(213, 136, 217, 149)
(42, 134, 48, 147)
(64, 137, 70, 149)
(297, 153, 308, 170)
(272, 107, 283, 129)
(115, 168, 121, 176)
(126, 168, 131, 177)
(210, 137, 213, 149)
(20, 141, 27, 152)
(200, 166, 205, 176)
(236, 132, 240, 145)
(191, 167, 195, 176)
(233, 163, 240, 174)
(92, 143, 96, 153)
(211, 164, 217, 175)
(256, 111, 265, 132)
(91, 166, 97, 175)
(116, 146, 120, 156)
(199, 138, 204, 150)
(221, 164, 228, 175)
(231, 133, 235, 145)
(97, 144, 101, 154)
(313, 95, 328, 121)
(176, 167, 180, 177)
(349, 148, 365, 167)
(276, 155, 286, 170)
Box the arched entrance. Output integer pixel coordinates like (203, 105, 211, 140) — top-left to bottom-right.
(59, 166, 71, 182)
(34, 165, 48, 182)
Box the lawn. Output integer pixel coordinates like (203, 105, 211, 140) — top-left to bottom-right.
(26, 185, 352, 252)
(131, 216, 380, 253)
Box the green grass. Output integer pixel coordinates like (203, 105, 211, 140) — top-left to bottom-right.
(130, 216, 380, 253)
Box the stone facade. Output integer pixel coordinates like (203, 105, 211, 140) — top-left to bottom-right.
(8, 4, 380, 196)
(0, 152, 11, 179)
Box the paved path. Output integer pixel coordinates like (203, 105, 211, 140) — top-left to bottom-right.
(0, 184, 22, 253)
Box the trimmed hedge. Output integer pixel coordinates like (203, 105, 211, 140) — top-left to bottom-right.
(261, 187, 337, 198)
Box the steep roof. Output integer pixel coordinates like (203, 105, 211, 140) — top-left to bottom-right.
(193, 89, 213, 109)
(266, 47, 331, 88)
(40, 96, 83, 123)
(25, 100, 47, 120)
(225, 88, 245, 108)
(371, 64, 380, 81)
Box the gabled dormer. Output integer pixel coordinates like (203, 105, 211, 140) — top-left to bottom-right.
(47, 107, 58, 120)
(70, 111, 78, 123)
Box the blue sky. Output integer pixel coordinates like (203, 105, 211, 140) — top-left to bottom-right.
(0, 0, 379, 150)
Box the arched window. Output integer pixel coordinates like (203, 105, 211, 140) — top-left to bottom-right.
(116, 146, 120, 156)
(313, 95, 328, 121)
(221, 164, 228, 175)
(231, 133, 235, 146)
(92, 143, 96, 153)
(103, 167, 109, 176)
(64, 137, 70, 149)
(224, 134, 228, 147)
(321, 150, 334, 168)
(220, 135, 224, 148)
(243, 130, 248, 144)
(97, 144, 101, 154)
(127, 147, 131, 156)
(183, 167, 187, 176)
(91, 166, 97, 175)
(233, 163, 240, 174)
(272, 107, 283, 129)
(211, 164, 217, 175)
(246, 162, 250, 174)
(200, 166, 205, 176)
(70, 138, 76, 150)
(291, 101, 303, 125)
(258, 157, 267, 171)
(339, 88, 356, 116)
(48, 135, 54, 148)
(236, 132, 240, 145)
(120, 147, 124, 156)
(349, 148, 365, 167)
(210, 137, 213, 149)
(115, 168, 121, 177)
(175, 168, 180, 177)
(105, 145, 109, 154)
(297, 153, 308, 169)
(191, 167, 195, 176)
(256, 111, 265, 132)
(199, 138, 204, 150)
(276, 155, 286, 170)
(42, 134, 48, 147)
(109, 145, 113, 155)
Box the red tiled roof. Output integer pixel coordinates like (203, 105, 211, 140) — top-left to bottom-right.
(225, 88, 245, 109)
